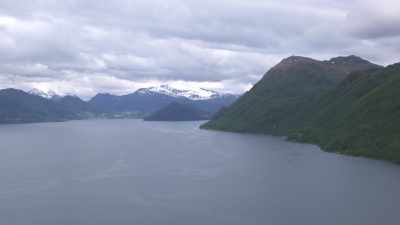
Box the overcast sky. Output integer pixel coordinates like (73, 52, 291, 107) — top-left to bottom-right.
(0, 0, 399, 98)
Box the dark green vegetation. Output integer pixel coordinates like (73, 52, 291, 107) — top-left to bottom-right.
(202, 56, 400, 162)
(144, 102, 210, 121)
(202, 55, 381, 134)
(288, 63, 400, 162)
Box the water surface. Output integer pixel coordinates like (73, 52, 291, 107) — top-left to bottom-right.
(0, 120, 399, 225)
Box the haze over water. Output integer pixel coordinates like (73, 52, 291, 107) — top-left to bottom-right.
(0, 120, 399, 225)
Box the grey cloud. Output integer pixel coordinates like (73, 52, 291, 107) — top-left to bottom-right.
(349, 17, 400, 39)
(0, 0, 399, 98)
(345, 0, 400, 39)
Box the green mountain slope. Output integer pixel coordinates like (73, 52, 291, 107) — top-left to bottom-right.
(288, 63, 400, 162)
(202, 54, 400, 162)
(202, 55, 381, 135)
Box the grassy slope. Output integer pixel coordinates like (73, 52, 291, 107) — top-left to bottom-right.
(289, 64, 400, 162)
(201, 56, 400, 162)
(202, 56, 380, 135)
(203, 57, 337, 134)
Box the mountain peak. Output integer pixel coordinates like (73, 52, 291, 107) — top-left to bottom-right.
(135, 84, 222, 100)
(94, 93, 115, 97)
(268, 55, 381, 77)
(0, 88, 27, 95)
(327, 55, 371, 65)
(277, 55, 377, 68)
(280, 56, 316, 64)
(272, 56, 319, 71)
(29, 88, 60, 99)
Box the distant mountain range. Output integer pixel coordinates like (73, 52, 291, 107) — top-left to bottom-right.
(202, 55, 400, 163)
(28, 88, 61, 99)
(0, 89, 82, 124)
(89, 85, 238, 117)
(0, 85, 238, 123)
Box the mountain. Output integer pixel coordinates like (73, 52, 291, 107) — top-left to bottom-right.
(202, 56, 400, 162)
(190, 94, 238, 114)
(87, 93, 119, 112)
(90, 85, 238, 116)
(0, 89, 79, 123)
(136, 84, 221, 100)
(29, 88, 60, 99)
(287, 63, 400, 162)
(0, 85, 237, 123)
(89, 91, 182, 117)
(54, 95, 96, 116)
(202, 55, 381, 135)
(144, 102, 211, 121)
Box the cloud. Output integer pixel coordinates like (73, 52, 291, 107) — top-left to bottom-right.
(346, 0, 400, 39)
(0, 0, 399, 98)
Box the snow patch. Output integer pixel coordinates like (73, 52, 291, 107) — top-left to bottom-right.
(136, 84, 223, 100)
(28, 88, 60, 99)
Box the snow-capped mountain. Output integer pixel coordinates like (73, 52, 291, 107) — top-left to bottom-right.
(90, 85, 239, 115)
(28, 88, 60, 99)
(135, 84, 224, 100)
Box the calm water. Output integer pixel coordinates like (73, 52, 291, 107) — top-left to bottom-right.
(0, 120, 399, 225)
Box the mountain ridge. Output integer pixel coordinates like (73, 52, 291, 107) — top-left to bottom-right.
(200, 55, 400, 162)
(286, 62, 400, 162)
(89, 85, 238, 116)
(0, 85, 238, 123)
(0, 88, 80, 123)
(202, 55, 381, 134)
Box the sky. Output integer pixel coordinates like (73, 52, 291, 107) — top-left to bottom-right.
(0, 0, 399, 99)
